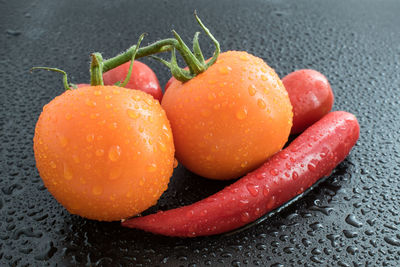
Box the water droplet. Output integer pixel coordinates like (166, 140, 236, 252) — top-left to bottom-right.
(112, 89, 120, 95)
(218, 65, 232, 74)
(105, 95, 112, 100)
(58, 135, 68, 148)
(109, 167, 122, 180)
(239, 54, 249, 61)
(92, 186, 103, 195)
(208, 92, 216, 100)
(173, 158, 179, 168)
(263, 185, 270, 196)
(86, 134, 94, 143)
(94, 90, 102, 96)
(240, 212, 251, 222)
(49, 161, 57, 169)
(292, 171, 299, 180)
(65, 113, 72, 120)
(266, 195, 276, 209)
(85, 99, 96, 107)
(240, 161, 248, 168)
(127, 109, 140, 119)
(384, 236, 400, 247)
(95, 149, 104, 156)
(257, 99, 266, 109)
(345, 214, 363, 228)
(147, 163, 157, 172)
(108, 145, 121, 161)
(248, 85, 256, 96)
(270, 169, 279, 176)
(236, 106, 248, 120)
(158, 141, 167, 152)
(261, 75, 268, 81)
(72, 155, 80, 163)
(63, 164, 73, 180)
(246, 183, 259, 197)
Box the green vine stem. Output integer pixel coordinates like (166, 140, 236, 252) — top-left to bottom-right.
(30, 67, 73, 91)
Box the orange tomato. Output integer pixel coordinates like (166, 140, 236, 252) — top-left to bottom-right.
(33, 86, 175, 221)
(161, 51, 293, 180)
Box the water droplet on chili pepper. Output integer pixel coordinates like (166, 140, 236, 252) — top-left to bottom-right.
(246, 183, 259, 197)
(270, 169, 279, 176)
(292, 171, 299, 180)
(240, 212, 251, 222)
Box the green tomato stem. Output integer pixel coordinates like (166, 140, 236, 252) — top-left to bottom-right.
(30, 67, 73, 91)
(90, 53, 104, 86)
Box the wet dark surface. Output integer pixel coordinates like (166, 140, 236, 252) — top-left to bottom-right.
(1, 0, 400, 266)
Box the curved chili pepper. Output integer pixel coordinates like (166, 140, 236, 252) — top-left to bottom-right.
(122, 111, 360, 237)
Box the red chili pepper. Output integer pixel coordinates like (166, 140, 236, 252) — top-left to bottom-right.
(122, 111, 360, 237)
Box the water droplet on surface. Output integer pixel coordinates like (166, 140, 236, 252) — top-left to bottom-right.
(108, 145, 121, 161)
(345, 214, 363, 228)
(236, 106, 248, 120)
(384, 236, 400, 246)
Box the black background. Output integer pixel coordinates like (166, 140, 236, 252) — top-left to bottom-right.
(1, 0, 400, 266)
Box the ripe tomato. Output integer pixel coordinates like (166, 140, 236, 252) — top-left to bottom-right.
(282, 69, 334, 134)
(103, 61, 163, 101)
(161, 51, 293, 180)
(33, 86, 175, 221)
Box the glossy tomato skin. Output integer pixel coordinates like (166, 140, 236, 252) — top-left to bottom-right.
(282, 69, 334, 134)
(162, 51, 293, 180)
(103, 61, 163, 102)
(33, 86, 174, 221)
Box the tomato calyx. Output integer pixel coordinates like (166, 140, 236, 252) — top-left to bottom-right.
(151, 12, 220, 82)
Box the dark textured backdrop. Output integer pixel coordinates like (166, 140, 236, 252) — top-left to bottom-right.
(1, 0, 400, 266)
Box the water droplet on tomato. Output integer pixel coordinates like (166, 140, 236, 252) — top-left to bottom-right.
(86, 134, 94, 143)
(50, 161, 57, 169)
(147, 163, 157, 172)
(208, 92, 216, 100)
(108, 145, 121, 161)
(236, 106, 248, 120)
(112, 89, 120, 95)
(65, 113, 72, 120)
(63, 164, 73, 180)
(218, 66, 232, 74)
(239, 54, 249, 61)
(58, 135, 68, 148)
(85, 99, 96, 107)
(127, 109, 139, 119)
(95, 149, 104, 157)
(105, 95, 112, 100)
(248, 85, 256, 96)
(240, 161, 248, 168)
(173, 158, 178, 168)
(94, 90, 102, 96)
(257, 98, 266, 109)
(72, 155, 80, 163)
(292, 171, 299, 180)
(266, 195, 276, 210)
(109, 167, 122, 180)
(92, 186, 103, 195)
